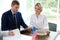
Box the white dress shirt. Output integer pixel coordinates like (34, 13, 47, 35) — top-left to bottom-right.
(30, 14, 49, 29)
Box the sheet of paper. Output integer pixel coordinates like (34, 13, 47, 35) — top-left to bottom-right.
(3, 29, 32, 40)
(3, 34, 32, 40)
(20, 34, 32, 40)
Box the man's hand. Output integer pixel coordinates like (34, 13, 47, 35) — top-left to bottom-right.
(27, 27, 32, 32)
(20, 27, 32, 35)
(8, 31, 14, 36)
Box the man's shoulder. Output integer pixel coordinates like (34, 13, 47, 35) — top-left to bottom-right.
(2, 10, 11, 15)
(17, 12, 22, 15)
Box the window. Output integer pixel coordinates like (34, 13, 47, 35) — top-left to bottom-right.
(0, 0, 60, 31)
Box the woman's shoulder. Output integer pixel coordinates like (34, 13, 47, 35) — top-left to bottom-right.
(30, 14, 36, 19)
(31, 14, 35, 17)
(40, 15, 47, 19)
(41, 15, 46, 17)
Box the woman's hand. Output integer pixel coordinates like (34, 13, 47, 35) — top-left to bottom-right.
(45, 29, 50, 36)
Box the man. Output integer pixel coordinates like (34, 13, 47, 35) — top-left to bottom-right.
(1, 0, 31, 36)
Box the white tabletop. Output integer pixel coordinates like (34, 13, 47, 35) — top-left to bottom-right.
(48, 31, 58, 40)
(55, 35, 60, 40)
(3, 31, 58, 40)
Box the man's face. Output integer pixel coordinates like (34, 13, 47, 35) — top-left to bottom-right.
(11, 5, 19, 12)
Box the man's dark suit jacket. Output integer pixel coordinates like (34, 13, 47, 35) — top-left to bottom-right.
(1, 10, 28, 31)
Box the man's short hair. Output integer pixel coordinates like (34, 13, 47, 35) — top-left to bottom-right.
(11, 0, 20, 6)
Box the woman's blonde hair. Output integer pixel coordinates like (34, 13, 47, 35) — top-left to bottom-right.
(35, 3, 42, 8)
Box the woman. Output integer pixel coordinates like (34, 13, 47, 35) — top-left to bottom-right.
(30, 3, 50, 35)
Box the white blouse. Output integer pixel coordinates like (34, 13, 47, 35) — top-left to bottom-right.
(30, 14, 49, 29)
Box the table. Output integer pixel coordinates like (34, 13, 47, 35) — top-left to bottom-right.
(20, 31, 58, 40)
(3, 30, 58, 40)
(55, 35, 60, 40)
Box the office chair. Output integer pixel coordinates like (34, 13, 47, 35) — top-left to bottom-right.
(48, 22, 57, 32)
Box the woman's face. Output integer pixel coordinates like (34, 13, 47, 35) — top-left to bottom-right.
(35, 5, 42, 14)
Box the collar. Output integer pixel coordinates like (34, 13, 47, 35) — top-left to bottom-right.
(11, 9, 17, 15)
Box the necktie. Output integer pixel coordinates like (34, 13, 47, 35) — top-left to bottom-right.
(13, 14, 17, 28)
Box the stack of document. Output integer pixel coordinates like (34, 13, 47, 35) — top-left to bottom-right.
(3, 29, 32, 40)
(3, 34, 32, 40)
